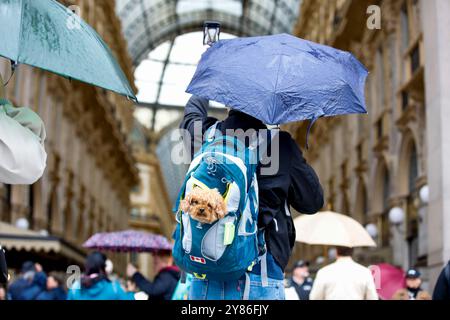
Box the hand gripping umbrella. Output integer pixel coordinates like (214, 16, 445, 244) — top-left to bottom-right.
(0, 0, 136, 100)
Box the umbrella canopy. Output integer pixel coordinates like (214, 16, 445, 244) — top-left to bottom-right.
(294, 211, 377, 248)
(187, 33, 367, 125)
(373, 263, 405, 300)
(83, 230, 173, 253)
(0, 0, 136, 100)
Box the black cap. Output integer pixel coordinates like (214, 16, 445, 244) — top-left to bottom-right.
(21, 261, 35, 273)
(294, 260, 310, 269)
(406, 268, 421, 279)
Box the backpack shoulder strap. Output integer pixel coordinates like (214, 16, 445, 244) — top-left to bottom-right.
(204, 121, 222, 142)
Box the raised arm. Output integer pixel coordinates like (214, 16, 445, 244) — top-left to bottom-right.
(287, 136, 324, 214)
(179, 95, 218, 160)
(131, 271, 172, 300)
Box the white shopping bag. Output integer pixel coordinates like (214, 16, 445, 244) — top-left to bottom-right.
(0, 102, 47, 184)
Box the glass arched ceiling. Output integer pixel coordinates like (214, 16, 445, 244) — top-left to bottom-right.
(133, 32, 235, 132)
(116, 0, 302, 132)
(116, 0, 302, 65)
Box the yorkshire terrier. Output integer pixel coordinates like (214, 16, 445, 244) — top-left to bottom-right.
(180, 187, 227, 224)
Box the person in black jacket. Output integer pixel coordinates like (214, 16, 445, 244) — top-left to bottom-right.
(433, 260, 450, 300)
(287, 260, 314, 300)
(180, 95, 324, 300)
(126, 251, 180, 300)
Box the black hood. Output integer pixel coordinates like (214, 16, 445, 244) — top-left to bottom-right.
(223, 110, 266, 132)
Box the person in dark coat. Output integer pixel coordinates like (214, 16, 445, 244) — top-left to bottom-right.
(8, 261, 47, 300)
(8, 261, 35, 300)
(287, 260, 314, 300)
(392, 268, 431, 300)
(127, 251, 180, 301)
(433, 260, 450, 300)
(180, 96, 324, 300)
(36, 273, 67, 300)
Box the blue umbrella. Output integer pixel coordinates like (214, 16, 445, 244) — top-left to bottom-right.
(187, 33, 368, 126)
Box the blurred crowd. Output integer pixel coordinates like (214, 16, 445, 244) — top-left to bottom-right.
(284, 247, 450, 301)
(0, 250, 181, 301)
(1, 247, 449, 301)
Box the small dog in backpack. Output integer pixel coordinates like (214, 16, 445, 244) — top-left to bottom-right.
(180, 187, 227, 224)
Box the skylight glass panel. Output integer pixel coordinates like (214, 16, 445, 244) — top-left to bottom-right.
(135, 60, 164, 83)
(159, 83, 191, 106)
(136, 82, 159, 103)
(169, 32, 208, 64)
(162, 64, 197, 88)
(213, 0, 242, 16)
(134, 107, 153, 129)
(176, 0, 211, 15)
(148, 41, 171, 61)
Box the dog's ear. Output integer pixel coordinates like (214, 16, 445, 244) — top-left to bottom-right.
(180, 197, 190, 213)
(215, 198, 227, 218)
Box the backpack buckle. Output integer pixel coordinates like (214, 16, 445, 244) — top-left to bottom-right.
(193, 273, 207, 280)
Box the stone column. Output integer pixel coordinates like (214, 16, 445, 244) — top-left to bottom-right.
(421, 0, 450, 285)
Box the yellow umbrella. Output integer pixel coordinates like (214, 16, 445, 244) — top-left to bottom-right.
(294, 211, 377, 248)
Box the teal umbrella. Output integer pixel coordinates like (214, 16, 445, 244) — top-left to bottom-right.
(0, 0, 136, 100)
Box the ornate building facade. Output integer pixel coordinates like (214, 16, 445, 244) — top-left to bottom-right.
(0, 0, 138, 273)
(288, 0, 450, 288)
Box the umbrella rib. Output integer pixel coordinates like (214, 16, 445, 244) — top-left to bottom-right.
(271, 52, 284, 124)
(16, 0, 25, 62)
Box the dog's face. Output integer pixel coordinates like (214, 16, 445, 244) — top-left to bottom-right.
(180, 188, 227, 224)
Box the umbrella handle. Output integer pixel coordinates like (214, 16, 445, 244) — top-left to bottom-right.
(305, 118, 317, 150)
(0, 61, 18, 94)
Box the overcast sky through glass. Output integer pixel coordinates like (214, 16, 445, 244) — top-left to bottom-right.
(134, 32, 235, 131)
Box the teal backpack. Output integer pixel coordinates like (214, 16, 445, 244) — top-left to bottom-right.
(172, 123, 273, 297)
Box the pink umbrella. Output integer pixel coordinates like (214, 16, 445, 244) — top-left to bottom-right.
(372, 263, 405, 300)
(83, 230, 172, 253)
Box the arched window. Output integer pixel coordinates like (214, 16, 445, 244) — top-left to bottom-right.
(407, 143, 419, 266)
(380, 166, 391, 247)
(355, 180, 368, 224)
(408, 144, 418, 193)
(382, 169, 390, 211)
(1, 184, 12, 222)
(28, 185, 35, 230)
(47, 191, 55, 233)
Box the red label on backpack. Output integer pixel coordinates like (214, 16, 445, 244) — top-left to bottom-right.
(190, 255, 206, 264)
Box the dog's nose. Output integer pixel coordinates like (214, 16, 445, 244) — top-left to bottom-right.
(199, 208, 205, 213)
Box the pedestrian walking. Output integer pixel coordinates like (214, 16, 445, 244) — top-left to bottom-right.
(36, 273, 67, 301)
(285, 260, 314, 300)
(392, 269, 431, 300)
(309, 246, 378, 300)
(126, 251, 180, 301)
(67, 252, 132, 300)
(8, 262, 47, 300)
(433, 260, 450, 300)
(178, 96, 324, 300)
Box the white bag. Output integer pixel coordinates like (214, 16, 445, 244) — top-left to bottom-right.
(285, 286, 300, 300)
(0, 103, 47, 184)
